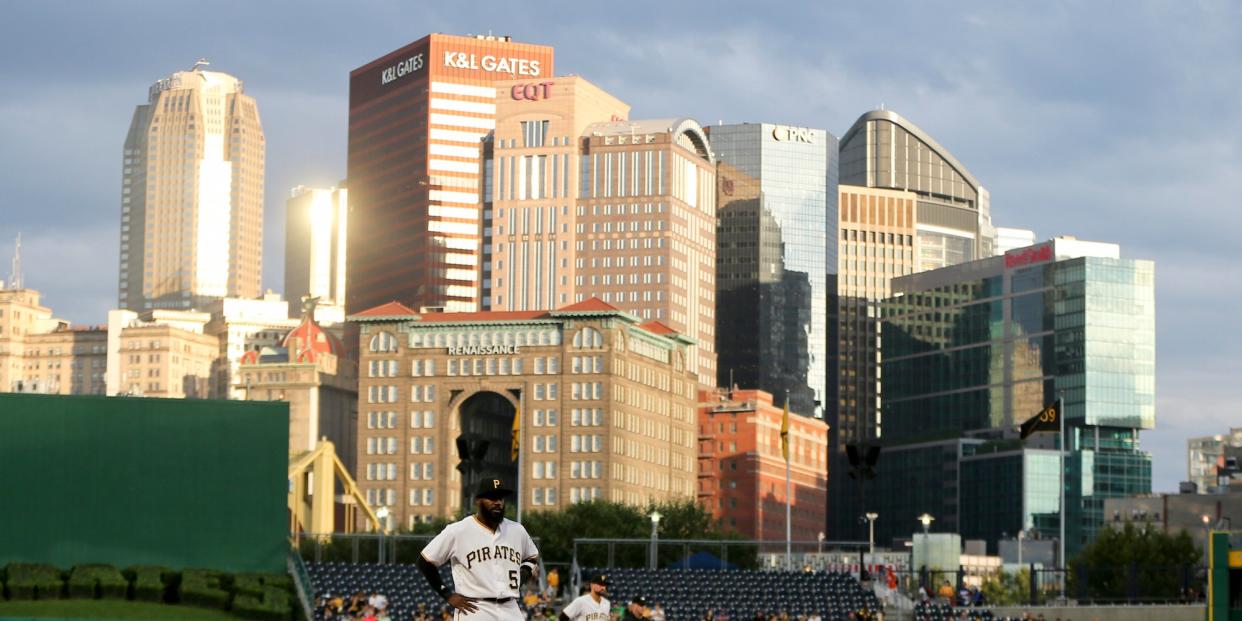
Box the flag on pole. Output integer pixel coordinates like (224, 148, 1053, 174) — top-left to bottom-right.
(780, 398, 790, 463)
(1019, 400, 1061, 440)
(511, 402, 521, 462)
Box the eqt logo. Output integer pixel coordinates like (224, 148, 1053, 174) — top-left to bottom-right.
(511, 82, 555, 101)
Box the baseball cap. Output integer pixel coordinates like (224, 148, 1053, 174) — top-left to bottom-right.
(475, 476, 515, 498)
(588, 573, 610, 587)
(631, 596, 649, 607)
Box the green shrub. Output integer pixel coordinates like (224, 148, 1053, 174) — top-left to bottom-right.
(126, 566, 171, 603)
(179, 569, 230, 610)
(68, 565, 128, 600)
(5, 563, 64, 600)
(233, 586, 292, 621)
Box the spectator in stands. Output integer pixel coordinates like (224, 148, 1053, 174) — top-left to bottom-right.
(650, 603, 665, 621)
(937, 580, 955, 605)
(621, 596, 651, 621)
(808, 612, 822, 621)
(548, 568, 560, 598)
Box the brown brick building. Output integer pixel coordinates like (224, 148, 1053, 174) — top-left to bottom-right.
(350, 298, 699, 530)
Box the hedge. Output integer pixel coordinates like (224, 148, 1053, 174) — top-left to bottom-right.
(179, 569, 231, 611)
(233, 586, 292, 621)
(68, 565, 129, 600)
(123, 566, 172, 603)
(5, 563, 64, 600)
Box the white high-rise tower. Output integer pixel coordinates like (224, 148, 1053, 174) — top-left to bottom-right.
(118, 60, 265, 310)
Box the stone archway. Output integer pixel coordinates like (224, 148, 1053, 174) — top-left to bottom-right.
(454, 390, 518, 513)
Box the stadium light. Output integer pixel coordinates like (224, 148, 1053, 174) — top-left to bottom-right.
(649, 510, 662, 570)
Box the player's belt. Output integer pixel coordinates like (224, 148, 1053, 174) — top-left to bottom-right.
(475, 597, 515, 604)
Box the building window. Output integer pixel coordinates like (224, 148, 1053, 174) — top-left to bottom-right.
(369, 332, 398, 353)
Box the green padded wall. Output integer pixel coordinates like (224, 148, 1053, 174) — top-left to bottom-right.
(0, 393, 288, 572)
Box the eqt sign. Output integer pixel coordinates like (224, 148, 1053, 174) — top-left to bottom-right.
(511, 81, 555, 101)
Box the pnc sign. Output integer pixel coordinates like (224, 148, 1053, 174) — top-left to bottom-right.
(511, 81, 555, 101)
(1005, 243, 1054, 269)
(772, 125, 815, 143)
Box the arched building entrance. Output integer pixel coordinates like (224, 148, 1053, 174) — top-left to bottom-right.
(454, 390, 518, 513)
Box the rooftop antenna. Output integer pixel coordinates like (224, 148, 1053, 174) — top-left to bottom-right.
(8, 233, 22, 290)
(192, 58, 210, 71)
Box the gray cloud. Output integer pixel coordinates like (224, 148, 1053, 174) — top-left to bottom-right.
(2, 0, 1238, 492)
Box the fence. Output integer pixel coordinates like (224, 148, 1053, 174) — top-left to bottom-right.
(899, 564, 1206, 606)
(570, 538, 871, 572)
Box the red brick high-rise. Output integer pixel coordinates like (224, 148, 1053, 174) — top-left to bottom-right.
(347, 34, 554, 316)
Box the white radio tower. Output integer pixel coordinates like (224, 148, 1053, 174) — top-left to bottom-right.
(8, 233, 22, 290)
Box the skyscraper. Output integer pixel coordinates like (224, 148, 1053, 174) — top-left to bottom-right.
(346, 34, 554, 317)
(708, 123, 837, 417)
(483, 77, 718, 385)
(285, 185, 348, 317)
(830, 109, 994, 538)
(119, 61, 265, 311)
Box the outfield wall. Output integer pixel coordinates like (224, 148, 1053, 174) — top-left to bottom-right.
(0, 393, 288, 572)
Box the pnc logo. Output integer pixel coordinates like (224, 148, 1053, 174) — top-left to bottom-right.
(772, 125, 815, 143)
(511, 82, 555, 101)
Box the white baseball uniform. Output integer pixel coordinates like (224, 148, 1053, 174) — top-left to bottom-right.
(421, 514, 539, 621)
(562, 593, 611, 621)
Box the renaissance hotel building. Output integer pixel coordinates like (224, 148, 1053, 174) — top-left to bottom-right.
(349, 298, 699, 529)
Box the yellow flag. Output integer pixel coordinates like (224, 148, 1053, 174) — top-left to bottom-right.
(511, 402, 521, 462)
(780, 398, 790, 463)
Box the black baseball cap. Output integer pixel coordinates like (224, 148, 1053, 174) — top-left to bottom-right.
(631, 596, 649, 607)
(588, 573, 610, 587)
(475, 476, 515, 499)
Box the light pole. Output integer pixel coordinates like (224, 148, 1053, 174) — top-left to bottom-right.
(865, 513, 879, 556)
(817, 531, 826, 555)
(917, 513, 934, 587)
(649, 510, 662, 570)
(1202, 514, 1212, 565)
(1017, 529, 1026, 567)
(375, 506, 390, 565)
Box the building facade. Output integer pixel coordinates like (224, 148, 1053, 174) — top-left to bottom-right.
(707, 123, 837, 418)
(111, 310, 218, 398)
(285, 185, 348, 322)
(1188, 429, 1242, 493)
(869, 238, 1154, 556)
(830, 109, 994, 539)
(238, 311, 357, 467)
(697, 389, 829, 542)
(484, 76, 629, 312)
(350, 298, 699, 530)
(119, 61, 265, 311)
(347, 34, 554, 316)
(0, 288, 106, 395)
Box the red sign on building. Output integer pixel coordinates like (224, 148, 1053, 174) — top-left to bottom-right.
(1004, 243, 1054, 269)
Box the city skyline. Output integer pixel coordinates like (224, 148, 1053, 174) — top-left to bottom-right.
(3, 1, 1239, 496)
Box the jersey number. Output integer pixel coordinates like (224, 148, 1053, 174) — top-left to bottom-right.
(509, 570, 519, 589)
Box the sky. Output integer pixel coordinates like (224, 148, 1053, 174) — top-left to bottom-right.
(1, 0, 1239, 494)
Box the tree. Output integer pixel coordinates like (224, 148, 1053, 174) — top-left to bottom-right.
(1068, 522, 1201, 602)
(980, 567, 1031, 606)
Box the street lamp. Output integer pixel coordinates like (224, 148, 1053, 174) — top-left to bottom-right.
(817, 531, 826, 555)
(1202, 514, 1212, 564)
(865, 513, 879, 555)
(375, 507, 390, 565)
(1018, 529, 1028, 568)
(917, 514, 934, 590)
(649, 510, 662, 570)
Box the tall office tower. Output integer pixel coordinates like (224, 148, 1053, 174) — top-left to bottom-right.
(870, 238, 1154, 557)
(347, 34, 554, 317)
(708, 123, 837, 417)
(285, 185, 348, 317)
(573, 118, 718, 386)
(483, 79, 717, 385)
(484, 76, 629, 311)
(829, 109, 993, 538)
(119, 61, 265, 311)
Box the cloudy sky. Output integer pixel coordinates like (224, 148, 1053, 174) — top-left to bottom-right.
(2, 1, 1239, 493)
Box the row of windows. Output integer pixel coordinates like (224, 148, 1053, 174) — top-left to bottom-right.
(366, 410, 436, 429)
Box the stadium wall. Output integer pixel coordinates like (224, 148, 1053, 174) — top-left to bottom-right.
(0, 393, 288, 572)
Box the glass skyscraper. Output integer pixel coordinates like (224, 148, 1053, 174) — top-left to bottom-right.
(708, 123, 837, 417)
(869, 238, 1154, 557)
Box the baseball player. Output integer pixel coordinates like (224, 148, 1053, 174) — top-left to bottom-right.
(558, 573, 610, 621)
(416, 476, 540, 620)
